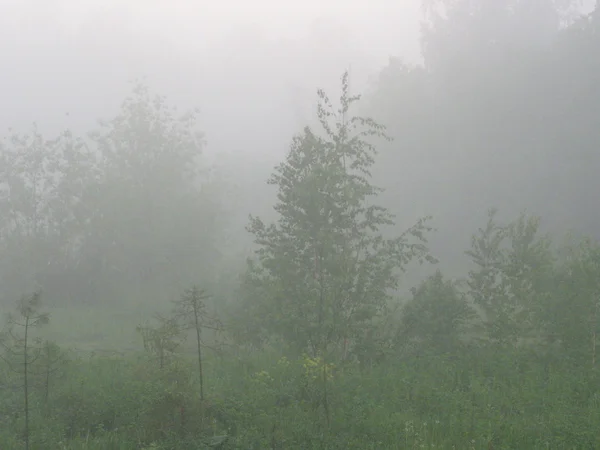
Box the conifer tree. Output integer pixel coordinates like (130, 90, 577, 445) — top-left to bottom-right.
(0, 291, 49, 450)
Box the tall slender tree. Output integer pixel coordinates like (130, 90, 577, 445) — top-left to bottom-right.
(172, 286, 223, 400)
(0, 291, 49, 450)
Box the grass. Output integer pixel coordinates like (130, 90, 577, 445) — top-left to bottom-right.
(0, 305, 598, 449)
(41, 303, 165, 351)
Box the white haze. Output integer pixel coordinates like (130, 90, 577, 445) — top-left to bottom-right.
(0, 0, 598, 307)
(0, 0, 422, 167)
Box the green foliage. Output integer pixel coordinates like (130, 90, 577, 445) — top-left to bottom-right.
(0, 126, 89, 303)
(80, 81, 223, 304)
(369, 1, 600, 286)
(172, 286, 224, 399)
(0, 291, 50, 450)
(0, 220, 600, 448)
(33, 340, 70, 403)
(0, 345, 594, 449)
(465, 209, 553, 346)
(546, 238, 600, 367)
(0, 81, 227, 309)
(397, 270, 475, 355)
(136, 315, 185, 369)
(244, 71, 435, 357)
(3, 5, 600, 446)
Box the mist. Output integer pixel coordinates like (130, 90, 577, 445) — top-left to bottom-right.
(0, 1, 599, 448)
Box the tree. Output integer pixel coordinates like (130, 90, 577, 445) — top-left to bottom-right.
(243, 71, 436, 427)
(366, 1, 600, 285)
(171, 286, 223, 400)
(465, 209, 553, 347)
(0, 126, 88, 305)
(546, 237, 600, 368)
(136, 314, 185, 370)
(421, 0, 576, 71)
(36, 340, 68, 404)
(396, 270, 475, 355)
(0, 291, 50, 450)
(79, 81, 224, 305)
(244, 71, 435, 359)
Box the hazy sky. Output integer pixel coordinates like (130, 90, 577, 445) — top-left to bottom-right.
(0, 0, 423, 160)
(10, 0, 422, 59)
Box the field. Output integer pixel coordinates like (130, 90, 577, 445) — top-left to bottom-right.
(0, 304, 597, 450)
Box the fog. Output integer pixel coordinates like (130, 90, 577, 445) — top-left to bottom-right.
(0, 0, 425, 301)
(1, 0, 422, 225)
(0, 0, 421, 135)
(1, 0, 599, 299)
(2, 1, 600, 447)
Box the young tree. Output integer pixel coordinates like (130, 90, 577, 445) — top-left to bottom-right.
(171, 286, 223, 400)
(396, 270, 475, 355)
(244, 72, 436, 426)
(547, 237, 600, 369)
(466, 209, 553, 347)
(36, 340, 68, 403)
(244, 70, 435, 359)
(136, 314, 185, 370)
(0, 291, 50, 450)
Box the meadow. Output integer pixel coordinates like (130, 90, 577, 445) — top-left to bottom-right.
(0, 302, 597, 450)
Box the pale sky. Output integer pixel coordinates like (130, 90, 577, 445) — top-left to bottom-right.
(0, 0, 423, 160)
(1, 0, 422, 61)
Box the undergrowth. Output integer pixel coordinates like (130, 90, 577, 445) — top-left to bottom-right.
(0, 344, 597, 449)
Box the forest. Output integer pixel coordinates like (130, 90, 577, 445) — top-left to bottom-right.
(1, 1, 600, 449)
